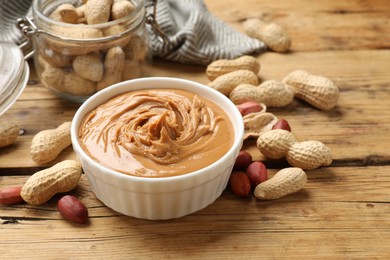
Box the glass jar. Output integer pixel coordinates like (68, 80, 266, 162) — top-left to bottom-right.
(0, 41, 30, 116)
(18, 0, 150, 103)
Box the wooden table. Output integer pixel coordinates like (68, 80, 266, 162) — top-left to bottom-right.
(1, 0, 390, 258)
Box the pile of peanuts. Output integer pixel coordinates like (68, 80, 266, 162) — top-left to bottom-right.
(0, 121, 88, 224)
(204, 19, 339, 200)
(38, 0, 148, 97)
(0, 17, 340, 222)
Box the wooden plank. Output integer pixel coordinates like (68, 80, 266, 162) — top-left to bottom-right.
(0, 1, 389, 259)
(205, 0, 390, 51)
(1, 50, 389, 170)
(2, 227, 390, 258)
(2, 166, 389, 215)
(1, 166, 390, 258)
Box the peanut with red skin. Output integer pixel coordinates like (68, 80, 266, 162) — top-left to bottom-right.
(272, 119, 291, 132)
(237, 101, 265, 116)
(0, 187, 24, 205)
(229, 172, 251, 197)
(246, 161, 268, 187)
(58, 195, 89, 224)
(234, 150, 253, 169)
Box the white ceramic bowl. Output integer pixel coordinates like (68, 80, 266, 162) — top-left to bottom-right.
(71, 77, 244, 220)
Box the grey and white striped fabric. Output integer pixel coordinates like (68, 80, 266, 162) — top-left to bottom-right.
(0, 0, 32, 45)
(0, 0, 265, 65)
(147, 0, 265, 64)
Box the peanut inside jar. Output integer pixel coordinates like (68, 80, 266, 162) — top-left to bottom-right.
(78, 89, 234, 177)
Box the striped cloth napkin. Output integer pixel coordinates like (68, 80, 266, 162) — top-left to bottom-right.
(147, 0, 265, 64)
(0, 0, 32, 44)
(0, 0, 265, 65)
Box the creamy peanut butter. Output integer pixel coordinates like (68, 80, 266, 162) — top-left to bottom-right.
(78, 89, 234, 177)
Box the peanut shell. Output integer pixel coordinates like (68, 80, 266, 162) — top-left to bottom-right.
(0, 121, 20, 148)
(256, 129, 296, 159)
(254, 167, 307, 200)
(286, 141, 333, 170)
(230, 80, 294, 107)
(21, 160, 82, 205)
(30, 122, 72, 164)
(208, 70, 259, 96)
(243, 18, 291, 53)
(206, 55, 260, 81)
(243, 112, 278, 140)
(283, 70, 339, 110)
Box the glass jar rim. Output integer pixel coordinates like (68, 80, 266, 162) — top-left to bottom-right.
(32, 0, 146, 32)
(0, 41, 29, 116)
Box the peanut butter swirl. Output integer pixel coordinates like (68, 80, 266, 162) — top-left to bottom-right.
(79, 89, 234, 177)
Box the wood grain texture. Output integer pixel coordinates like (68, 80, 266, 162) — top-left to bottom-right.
(0, 0, 390, 258)
(1, 50, 389, 169)
(205, 0, 390, 51)
(1, 166, 390, 258)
